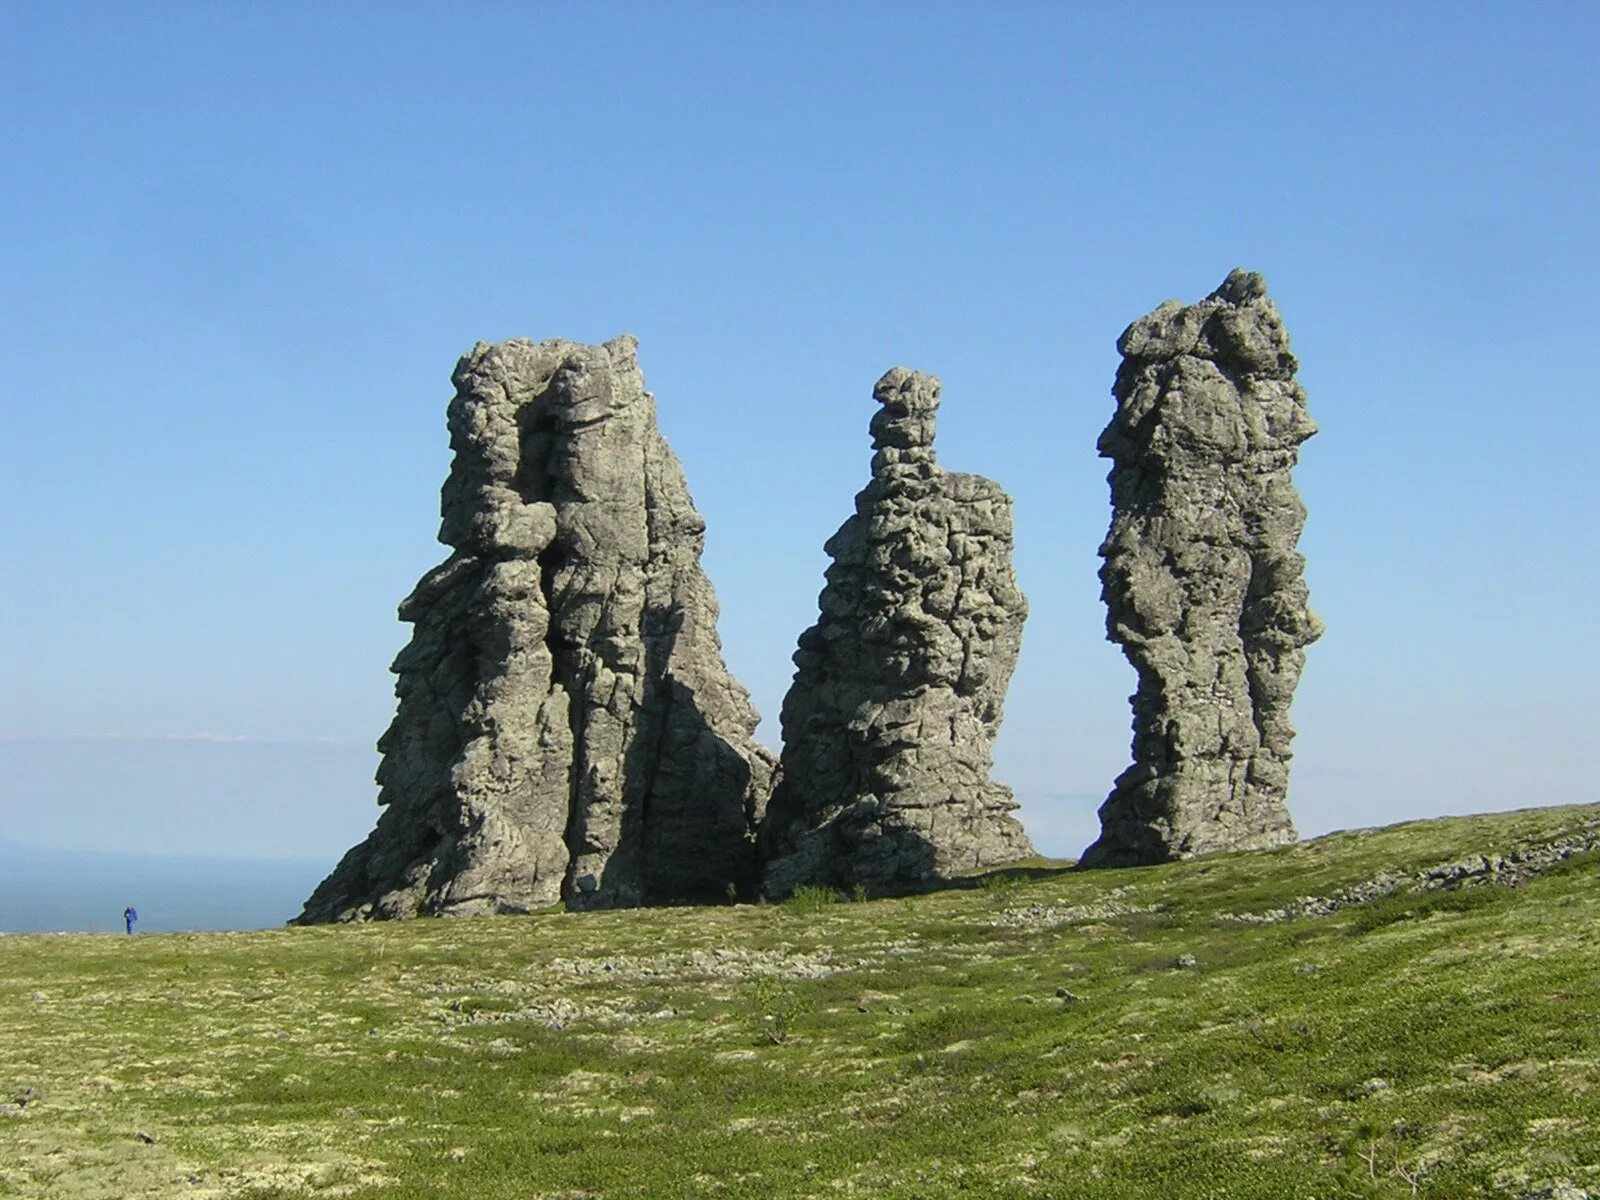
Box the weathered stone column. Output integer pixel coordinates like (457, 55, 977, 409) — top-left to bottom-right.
(761, 368, 1034, 897)
(296, 336, 775, 922)
(1081, 270, 1323, 868)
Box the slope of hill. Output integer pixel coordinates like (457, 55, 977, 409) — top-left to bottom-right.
(1, 804, 1596, 1199)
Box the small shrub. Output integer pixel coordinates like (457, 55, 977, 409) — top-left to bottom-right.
(783, 885, 842, 914)
(978, 871, 1025, 902)
(747, 974, 809, 1045)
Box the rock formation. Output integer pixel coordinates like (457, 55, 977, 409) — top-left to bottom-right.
(1080, 269, 1323, 869)
(296, 336, 775, 922)
(760, 367, 1034, 897)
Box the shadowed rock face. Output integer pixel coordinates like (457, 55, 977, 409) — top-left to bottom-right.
(296, 336, 775, 922)
(760, 368, 1034, 897)
(1080, 270, 1323, 869)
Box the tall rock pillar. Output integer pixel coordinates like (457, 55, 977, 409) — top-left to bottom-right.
(1081, 270, 1323, 868)
(760, 368, 1034, 897)
(296, 336, 775, 922)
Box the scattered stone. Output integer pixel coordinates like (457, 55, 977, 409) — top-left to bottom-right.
(1173, 954, 1199, 970)
(547, 946, 844, 983)
(1516, 1185, 1591, 1200)
(1081, 270, 1322, 868)
(1218, 816, 1600, 925)
(990, 890, 1159, 931)
(1412, 833, 1600, 891)
(1295, 963, 1319, 976)
(1055, 988, 1083, 1003)
(297, 336, 775, 921)
(1220, 872, 1405, 924)
(1356, 1078, 1392, 1097)
(761, 367, 1033, 897)
(136, 1130, 159, 1144)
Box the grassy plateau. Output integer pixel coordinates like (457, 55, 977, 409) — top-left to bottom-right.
(2, 803, 1597, 1199)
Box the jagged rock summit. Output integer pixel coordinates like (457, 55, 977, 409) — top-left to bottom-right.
(1081, 269, 1323, 869)
(760, 367, 1035, 897)
(296, 336, 775, 922)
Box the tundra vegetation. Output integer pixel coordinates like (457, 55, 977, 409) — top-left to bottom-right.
(3, 804, 1596, 1199)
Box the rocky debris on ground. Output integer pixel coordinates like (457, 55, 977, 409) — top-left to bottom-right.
(1219, 817, 1600, 924)
(989, 887, 1157, 930)
(545, 946, 847, 983)
(1221, 872, 1409, 924)
(1514, 1185, 1592, 1200)
(760, 367, 1034, 897)
(296, 336, 775, 922)
(1081, 269, 1322, 868)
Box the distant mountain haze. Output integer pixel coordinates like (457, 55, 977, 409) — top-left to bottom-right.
(0, 794, 1100, 933)
(0, 734, 380, 860)
(0, 838, 326, 933)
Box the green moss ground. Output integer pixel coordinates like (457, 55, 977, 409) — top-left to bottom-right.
(3, 804, 1597, 1198)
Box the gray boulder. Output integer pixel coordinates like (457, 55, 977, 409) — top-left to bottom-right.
(1080, 270, 1322, 868)
(760, 368, 1034, 897)
(296, 336, 775, 921)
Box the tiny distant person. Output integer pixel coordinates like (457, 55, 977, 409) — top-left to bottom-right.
(123, 906, 138, 935)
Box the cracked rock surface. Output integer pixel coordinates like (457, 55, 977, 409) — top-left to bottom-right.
(297, 336, 775, 921)
(1081, 270, 1323, 868)
(760, 368, 1034, 897)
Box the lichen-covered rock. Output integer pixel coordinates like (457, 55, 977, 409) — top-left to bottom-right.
(1080, 270, 1323, 869)
(760, 368, 1034, 897)
(296, 336, 775, 922)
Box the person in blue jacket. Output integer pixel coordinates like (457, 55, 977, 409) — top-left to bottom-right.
(123, 906, 138, 935)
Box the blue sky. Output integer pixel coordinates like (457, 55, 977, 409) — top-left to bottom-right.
(3, 3, 1597, 866)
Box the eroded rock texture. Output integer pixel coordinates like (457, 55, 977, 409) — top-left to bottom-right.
(1080, 270, 1323, 869)
(296, 336, 775, 922)
(760, 368, 1034, 897)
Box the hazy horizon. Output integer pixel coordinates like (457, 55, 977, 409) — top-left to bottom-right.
(0, 836, 327, 933)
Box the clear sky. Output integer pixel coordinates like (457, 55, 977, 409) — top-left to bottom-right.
(3, 3, 1597, 867)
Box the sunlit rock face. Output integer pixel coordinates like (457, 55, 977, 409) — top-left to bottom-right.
(1081, 270, 1323, 869)
(760, 367, 1034, 898)
(296, 336, 774, 922)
